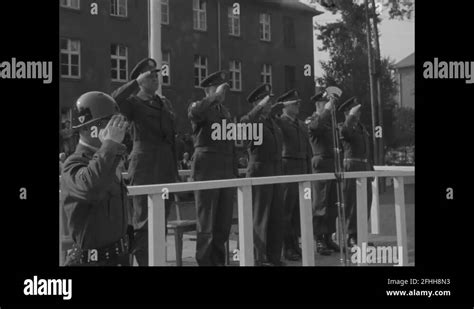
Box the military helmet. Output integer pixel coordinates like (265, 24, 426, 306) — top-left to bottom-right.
(72, 91, 119, 129)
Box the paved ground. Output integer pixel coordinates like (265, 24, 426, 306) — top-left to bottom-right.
(148, 182, 415, 267)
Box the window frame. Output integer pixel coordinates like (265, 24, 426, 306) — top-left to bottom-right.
(227, 6, 241, 37)
(194, 55, 208, 88)
(110, 43, 128, 82)
(60, 0, 80, 10)
(260, 64, 272, 87)
(259, 13, 271, 42)
(110, 0, 128, 18)
(193, 0, 207, 31)
(60, 38, 81, 79)
(162, 51, 171, 86)
(229, 60, 242, 92)
(161, 0, 169, 25)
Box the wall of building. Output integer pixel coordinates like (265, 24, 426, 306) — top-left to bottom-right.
(59, 0, 148, 113)
(60, 0, 316, 134)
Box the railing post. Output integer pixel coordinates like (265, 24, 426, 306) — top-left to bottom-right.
(356, 177, 368, 266)
(393, 176, 408, 266)
(148, 193, 166, 266)
(370, 176, 380, 234)
(237, 185, 254, 266)
(299, 181, 315, 266)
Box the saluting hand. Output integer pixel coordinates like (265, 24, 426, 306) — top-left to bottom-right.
(324, 100, 334, 111)
(136, 69, 159, 87)
(99, 115, 129, 144)
(349, 104, 362, 116)
(257, 95, 271, 107)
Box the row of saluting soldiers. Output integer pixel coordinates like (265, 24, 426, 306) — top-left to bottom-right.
(60, 58, 373, 266)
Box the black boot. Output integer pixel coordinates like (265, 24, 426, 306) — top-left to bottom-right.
(347, 233, 357, 248)
(324, 234, 340, 252)
(316, 235, 331, 256)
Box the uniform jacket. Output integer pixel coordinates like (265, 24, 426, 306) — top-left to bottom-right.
(111, 80, 178, 182)
(339, 115, 374, 172)
(188, 95, 238, 180)
(274, 113, 312, 174)
(306, 109, 334, 159)
(60, 140, 129, 250)
(240, 103, 283, 177)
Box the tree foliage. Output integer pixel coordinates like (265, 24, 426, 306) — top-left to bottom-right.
(314, 0, 399, 139)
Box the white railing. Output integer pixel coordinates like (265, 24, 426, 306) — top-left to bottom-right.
(127, 166, 414, 267)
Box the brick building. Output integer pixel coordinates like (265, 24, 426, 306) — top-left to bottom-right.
(60, 0, 321, 136)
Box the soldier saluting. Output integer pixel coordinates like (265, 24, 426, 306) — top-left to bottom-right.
(273, 89, 313, 262)
(188, 71, 239, 266)
(241, 84, 285, 266)
(61, 92, 131, 266)
(338, 97, 374, 247)
(111, 58, 178, 266)
(305, 91, 341, 256)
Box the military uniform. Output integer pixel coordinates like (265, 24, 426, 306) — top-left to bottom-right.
(111, 58, 178, 266)
(306, 108, 338, 238)
(61, 140, 131, 266)
(338, 97, 373, 240)
(274, 90, 312, 259)
(188, 71, 238, 266)
(241, 84, 284, 265)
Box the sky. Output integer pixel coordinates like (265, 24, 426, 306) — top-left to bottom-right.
(301, 0, 415, 80)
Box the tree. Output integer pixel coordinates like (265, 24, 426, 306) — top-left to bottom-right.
(313, 1, 399, 141)
(390, 106, 414, 148)
(308, 0, 415, 20)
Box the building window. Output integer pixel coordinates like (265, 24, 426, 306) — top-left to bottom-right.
(193, 0, 207, 31)
(111, 44, 128, 82)
(60, 38, 81, 78)
(284, 65, 296, 91)
(283, 16, 296, 48)
(161, 0, 169, 25)
(229, 60, 242, 91)
(260, 64, 272, 86)
(110, 0, 127, 17)
(60, 0, 80, 9)
(162, 52, 171, 86)
(259, 13, 271, 41)
(194, 55, 208, 87)
(228, 6, 240, 36)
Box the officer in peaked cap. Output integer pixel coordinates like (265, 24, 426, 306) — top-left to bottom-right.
(273, 89, 313, 261)
(337, 96, 374, 248)
(305, 91, 341, 256)
(241, 84, 285, 266)
(188, 70, 239, 266)
(61, 92, 132, 266)
(111, 57, 178, 266)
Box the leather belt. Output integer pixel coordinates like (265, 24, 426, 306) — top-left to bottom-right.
(195, 146, 233, 155)
(69, 234, 130, 264)
(344, 158, 368, 163)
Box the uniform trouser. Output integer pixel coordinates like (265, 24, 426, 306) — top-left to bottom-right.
(194, 188, 234, 266)
(253, 183, 284, 263)
(128, 149, 174, 266)
(312, 157, 338, 237)
(282, 182, 301, 253)
(343, 161, 373, 235)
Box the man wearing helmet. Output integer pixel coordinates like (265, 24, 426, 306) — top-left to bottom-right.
(61, 91, 131, 266)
